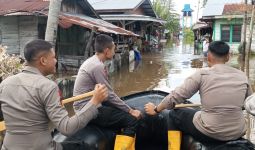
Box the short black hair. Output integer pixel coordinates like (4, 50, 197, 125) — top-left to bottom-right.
(24, 39, 53, 63)
(94, 34, 113, 53)
(208, 41, 229, 57)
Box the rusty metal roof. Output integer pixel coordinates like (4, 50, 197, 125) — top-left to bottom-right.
(0, 0, 49, 16)
(0, 0, 99, 17)
(0, 0, 137, 36)
(60, 13, 139, 36)
(202, 0, 243, 17)
(223, 4, 253, 15)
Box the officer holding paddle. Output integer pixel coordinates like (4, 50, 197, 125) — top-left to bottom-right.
(0, 39, 108, 150)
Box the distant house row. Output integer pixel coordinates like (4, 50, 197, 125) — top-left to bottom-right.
(0, 0, 165, 72)
(193, 0, 255, 54)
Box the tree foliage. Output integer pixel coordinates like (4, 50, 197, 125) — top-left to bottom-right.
(202, 0, 208, 7)
(183, 28, 194, 44)
(0, 45, 24, 81)
(153, 0, 180, 36)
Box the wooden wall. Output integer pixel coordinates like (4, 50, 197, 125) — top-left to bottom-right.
(0, 16, 38, 55)
(61, 0, 83, 14)
(18, 16, 38, 56)
(57, 25, 92, 70)
(131, 7, 145, 15)
(0, 16, 20, 54)
(0, 0, 91, 56)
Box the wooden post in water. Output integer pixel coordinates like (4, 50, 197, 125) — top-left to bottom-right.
(245, 5, 255, 78)
(84, 27, 97, 59)
(241, 0, 248, 71)
(245, 4, 255, 140)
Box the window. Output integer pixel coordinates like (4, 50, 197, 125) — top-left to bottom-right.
(221, 24, 242, 43)
(183, 11, 192, 17)
(221, 25, 230, 42)
(232, 25, 241, 42)
(188, 11, 191, 16)
(38, 24, 46, 39)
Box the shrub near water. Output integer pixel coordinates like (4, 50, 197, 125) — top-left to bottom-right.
(0, 45, 24, 82)
(183, 28, 194, 44)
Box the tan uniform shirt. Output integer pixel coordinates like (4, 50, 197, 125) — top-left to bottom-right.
(73, 55, 131, 112)
(245, 93, 255, 115)
(0, 66, 98, 150)
(160, 64, 252, 141)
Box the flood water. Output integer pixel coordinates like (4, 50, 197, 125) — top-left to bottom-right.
(108, 39, 255, 142)
(1, 39, 255, 145)
(109, 40, 255, 104)
(55, 39, 255, 142)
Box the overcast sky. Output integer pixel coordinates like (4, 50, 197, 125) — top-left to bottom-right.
(172, 0, 202, 23)
(150, 0, 203, 23)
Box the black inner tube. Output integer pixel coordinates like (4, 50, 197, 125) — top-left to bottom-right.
(54, 90, 255, 150)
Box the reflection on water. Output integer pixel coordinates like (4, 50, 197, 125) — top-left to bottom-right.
(109, 40, 255, 142)
(109, 53, 169, 97)
(56, 40, 255, 105)
(109, 41, 255, 105)
(228, 55, 255, 88)
(110, 41, 203, 104)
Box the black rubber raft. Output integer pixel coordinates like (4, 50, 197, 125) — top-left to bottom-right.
(53, 90, 255, 150)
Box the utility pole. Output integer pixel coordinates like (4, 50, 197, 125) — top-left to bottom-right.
(245, 5, 255, 78)
(196, 0, 200, 22)
(244, 1, 255, 141)
(45, 0, 62, 46)
(241, 0, 247, 71)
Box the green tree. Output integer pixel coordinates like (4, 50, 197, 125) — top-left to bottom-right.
(183, 28, 194, 44)
(202, 0, 208, 7)
(153, 0, 180, 38)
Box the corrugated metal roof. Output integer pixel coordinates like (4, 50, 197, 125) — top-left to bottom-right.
(0, 0, 49, 16)
(0, 0, 99, 18)
(88, 0, 143, 10)
(100, 14, 166, 24)
(192, 22, 209, 30)
(0, 0, 137, 36)
(223, 4, 253, 15)
(202, 0, 243, 17)
(60, 13, 139, 36)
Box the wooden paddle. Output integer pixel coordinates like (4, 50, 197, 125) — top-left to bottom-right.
(0, 91, 95, 132)
(0, 91, 201, 132)
(174, 103, 201, 108)
(0, 91, 94, 132)
(61, 90, 94, 106)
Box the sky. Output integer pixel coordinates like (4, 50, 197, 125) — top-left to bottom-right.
(150, 0, 203, 23)
(172, 0, 203, 23)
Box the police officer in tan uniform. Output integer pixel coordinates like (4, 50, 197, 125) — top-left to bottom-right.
(0, 39, 108, 150)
